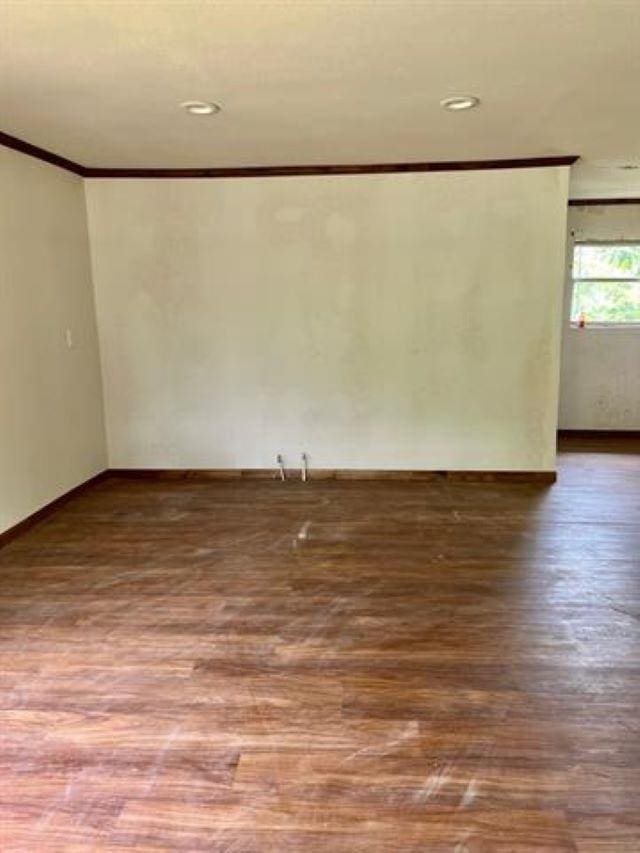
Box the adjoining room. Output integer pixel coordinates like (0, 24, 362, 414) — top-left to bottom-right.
(1, 2, 638, 849)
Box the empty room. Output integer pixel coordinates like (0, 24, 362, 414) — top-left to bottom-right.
(1, 1, 639, 849)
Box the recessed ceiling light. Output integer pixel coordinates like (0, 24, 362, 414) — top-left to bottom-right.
(440, 95, 480, 111)
(180, 100, 221, 116)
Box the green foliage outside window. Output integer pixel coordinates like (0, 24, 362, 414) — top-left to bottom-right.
(571, 244, 640, 324)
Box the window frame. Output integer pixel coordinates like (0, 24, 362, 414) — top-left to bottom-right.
(570, 239, 640, 330)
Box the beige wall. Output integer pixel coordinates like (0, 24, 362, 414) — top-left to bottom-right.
(559, 204, 640, 430)
(0, 148, 106, 534)
(86, 167, 569, 472)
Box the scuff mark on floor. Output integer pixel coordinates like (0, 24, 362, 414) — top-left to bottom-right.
(339, 720, 419, 765)
(459, 777, 478, 808)
(413, 761, 452, 804)
(142, 724, 181, 796)
(293, 520, 311, 548)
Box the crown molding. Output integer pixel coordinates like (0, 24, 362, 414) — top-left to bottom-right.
(83, 155, 578, 179)
(569, 198, 640, 206)
(0, 131, 577, 179)
(5, 132, 639, 205)
(0, 130, 86, 176)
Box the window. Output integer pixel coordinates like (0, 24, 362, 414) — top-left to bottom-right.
(571, 243, 640, 326)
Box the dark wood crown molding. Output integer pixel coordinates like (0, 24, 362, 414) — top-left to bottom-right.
(82, 155, 578, 179)
(0, 131, 577, 179)
(569, 198, 640, 206)
(0, 130, 86, 176)
(3, 131, 640, 205)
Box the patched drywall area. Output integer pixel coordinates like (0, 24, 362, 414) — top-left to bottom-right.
(86, 167, 569, 472)
(560, 204, 640, 429)
(0, 147, 106, 534)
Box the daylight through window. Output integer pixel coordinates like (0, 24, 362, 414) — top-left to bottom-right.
(571, 243, 640, 325)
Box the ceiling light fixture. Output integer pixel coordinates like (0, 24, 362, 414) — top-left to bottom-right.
(440, 95, 480, 111)
(180, 100, 221, 116)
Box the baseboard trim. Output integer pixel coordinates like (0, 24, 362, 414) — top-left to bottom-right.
(442, 470, 556, 484)
(0, 471, 109, 550)
(109, 468, 556, 484)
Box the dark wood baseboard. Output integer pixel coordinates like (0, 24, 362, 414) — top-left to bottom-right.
(0, 471, 108, 550)
(109, 468, 556, 484)
(443, 470, 556, 483)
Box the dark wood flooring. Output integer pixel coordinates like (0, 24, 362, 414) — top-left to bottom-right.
(1, 436, 639, 850)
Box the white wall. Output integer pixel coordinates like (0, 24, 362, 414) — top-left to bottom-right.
(86, 167, 569, 472)
(559, 204, 640, 430)
(0, 148, 106, 534)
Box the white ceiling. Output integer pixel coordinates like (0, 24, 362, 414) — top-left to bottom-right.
(2, 0, 640, 198)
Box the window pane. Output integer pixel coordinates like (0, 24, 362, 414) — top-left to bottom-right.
(573, 244, 640, 279)
(571, 281, 640, 323)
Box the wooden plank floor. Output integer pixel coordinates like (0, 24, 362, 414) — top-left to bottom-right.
(1, 436, 639, 851)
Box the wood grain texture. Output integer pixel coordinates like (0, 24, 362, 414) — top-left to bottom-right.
(0, 434, 638, 850)
(0, 472, 107, 550)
